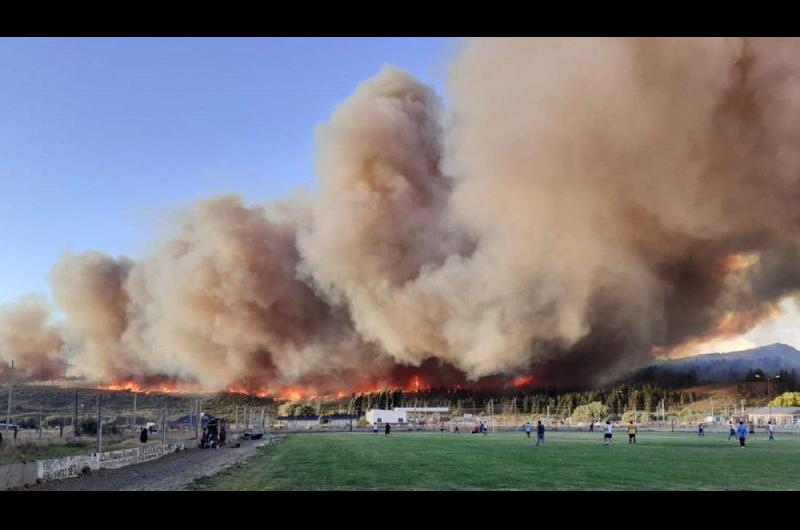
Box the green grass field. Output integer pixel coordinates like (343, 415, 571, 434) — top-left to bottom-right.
(192, 430, 800, 491)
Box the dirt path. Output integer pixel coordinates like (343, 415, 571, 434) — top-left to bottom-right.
(34, 440, 263, 491)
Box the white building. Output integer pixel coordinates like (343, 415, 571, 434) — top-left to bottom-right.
(365, 407, 449, 425)
(748, 407, 800, 426)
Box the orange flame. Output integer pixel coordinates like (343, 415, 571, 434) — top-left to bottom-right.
(512, 375, 535, 388)
(97, 380, 144, 393)
(403, 375, 430, 393)
(97, 380, 184, 394)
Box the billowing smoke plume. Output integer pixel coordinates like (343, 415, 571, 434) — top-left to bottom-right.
(4, 38, 800, 391)
(0, 295, 65, 381)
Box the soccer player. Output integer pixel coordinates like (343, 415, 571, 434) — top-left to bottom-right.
(604, 421, 613, 445)
(385, 422, 391, 437)
(536, 420, 545, 446)
(737, 421, 747, 447)
(728, 421, 736, 440)
(749, 423, 755, 437)
(627, 421, 637, 444)
(589, 421, 594, 432)
(698, 423, 704, 437)
(373, 422, 378, 435)
(525, 421, 532, 439)
(768, 420, 775, 441)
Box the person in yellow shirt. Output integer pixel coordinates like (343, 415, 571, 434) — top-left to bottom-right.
(627, 421, 637, 444)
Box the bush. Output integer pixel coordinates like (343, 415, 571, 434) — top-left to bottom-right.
(571, 402, 609, 423)
(78, 418, 119, 436)
(621, 410, 653, 423)
(769, 392, 800, 407)
(79, 418, 98, 435)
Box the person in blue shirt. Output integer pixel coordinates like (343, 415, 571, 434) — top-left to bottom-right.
(737, 421, 747, 447)
(536, 420, 545, 447)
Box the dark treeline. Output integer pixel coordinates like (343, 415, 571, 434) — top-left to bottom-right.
(344, 381, 706, 418)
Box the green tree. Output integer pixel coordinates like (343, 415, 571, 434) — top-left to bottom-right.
(298, 405, 316, 416)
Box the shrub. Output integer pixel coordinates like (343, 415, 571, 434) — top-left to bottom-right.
(769, 392, 800, 407)
(571, 402, 609, 423)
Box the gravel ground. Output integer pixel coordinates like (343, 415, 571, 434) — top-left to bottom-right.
(33, 439, 263, 491)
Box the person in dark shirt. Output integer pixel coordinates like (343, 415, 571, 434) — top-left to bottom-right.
(698, 423, 704, 437)
(385, 422, 391, 437)
(140, 427, 148, 443)
(536, 421, 545, 447)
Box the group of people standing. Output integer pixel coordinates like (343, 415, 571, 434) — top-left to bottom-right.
(524, 419, 627, 446)
(726, 420, 775, 447)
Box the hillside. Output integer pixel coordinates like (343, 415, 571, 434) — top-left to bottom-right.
(0, 385, 277, 427)
(642, 343, 800, 383)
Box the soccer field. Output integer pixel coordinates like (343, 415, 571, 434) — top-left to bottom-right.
(193, 430, 800, 490)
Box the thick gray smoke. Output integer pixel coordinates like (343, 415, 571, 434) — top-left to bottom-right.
(4, 38, 800, 390)
(0, 295, 65, 381)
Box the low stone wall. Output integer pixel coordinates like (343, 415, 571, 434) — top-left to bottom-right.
(96, 442, 180, 471)
(0, 461, 38, 491)
(1, 442, 184, 490)
(38, 453, 99, 482)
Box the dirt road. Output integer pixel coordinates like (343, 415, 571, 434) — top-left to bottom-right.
(33, 440, 263, 491)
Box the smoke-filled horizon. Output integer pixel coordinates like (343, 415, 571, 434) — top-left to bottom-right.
(2, 38, 800, 392)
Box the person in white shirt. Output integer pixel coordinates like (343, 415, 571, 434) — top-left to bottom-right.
(524, 421, 532, 439)
(768, 420, 775, 441)
(604, 421, 613, 445)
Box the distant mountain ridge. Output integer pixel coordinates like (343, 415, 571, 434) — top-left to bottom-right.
(645, 343, 800, 383)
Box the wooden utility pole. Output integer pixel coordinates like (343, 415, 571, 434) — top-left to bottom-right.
(162, 400, 167, 444)
(195, 399, 200, 439)
(96, 393, 102, 453)
(37, 407, 42, 440)
(234, 405, 238, 431)
(5, 360, 13, 430)
(132, 392, 137, 432)
(74, 390, 79, 437)
(260, 408, 265, 430)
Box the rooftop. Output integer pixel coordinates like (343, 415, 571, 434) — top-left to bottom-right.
(750, 407, 800, 415)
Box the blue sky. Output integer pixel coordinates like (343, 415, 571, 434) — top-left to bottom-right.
(0, 37, 456, 306)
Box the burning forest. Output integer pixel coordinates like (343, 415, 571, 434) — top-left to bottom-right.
(3, 38, 800, 396)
